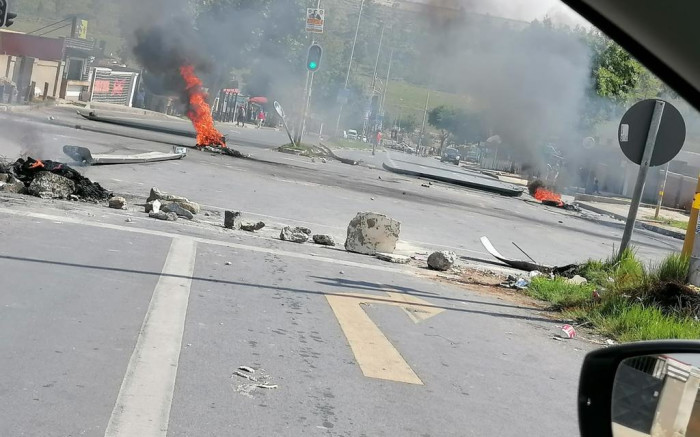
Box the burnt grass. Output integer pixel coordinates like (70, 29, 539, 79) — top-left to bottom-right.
(633, 282, 700, 319)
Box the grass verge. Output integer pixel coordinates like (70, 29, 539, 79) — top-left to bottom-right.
(643, 215, 688, 230)
(525, 249, 699, 342)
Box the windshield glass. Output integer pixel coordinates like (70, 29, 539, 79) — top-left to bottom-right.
(1, 1, 698, 436)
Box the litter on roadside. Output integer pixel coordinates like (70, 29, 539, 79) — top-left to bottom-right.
(480, 236, 578, 274)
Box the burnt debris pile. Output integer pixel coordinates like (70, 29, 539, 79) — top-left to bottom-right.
(0, 157, 111, 201)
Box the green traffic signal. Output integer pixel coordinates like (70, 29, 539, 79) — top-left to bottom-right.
(306, 44, 322, 72)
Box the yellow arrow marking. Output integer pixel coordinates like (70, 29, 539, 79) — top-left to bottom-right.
(325, 292, 444, 385)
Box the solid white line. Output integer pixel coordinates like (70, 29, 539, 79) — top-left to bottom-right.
(104, 237, 197, 437)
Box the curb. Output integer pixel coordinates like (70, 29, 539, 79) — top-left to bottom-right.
(577, 203, 685, 240)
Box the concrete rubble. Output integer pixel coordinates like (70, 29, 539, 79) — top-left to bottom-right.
(149, 211, 177, 221)
(109, 196, 127, 210)
(312, 234, 336, 246)
(28, 172, 75, 199)
(148, 187, 200, 214)
(162, 202, 194, 220)
(376, 253, 411, 264)
(240, 221, 266, 232)
(280, 226, 310, 243)
(145, 199, 161, 213)
(224, 211, 242, 229)
(566, 275, 588, 285)
(427, 251, 457, 271)
(0, 174, 26, 193)
(344, 212, 401, 255)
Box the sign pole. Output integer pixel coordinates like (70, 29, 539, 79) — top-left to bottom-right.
(618, 100, 665, 257)
(654, 163, 670, 219)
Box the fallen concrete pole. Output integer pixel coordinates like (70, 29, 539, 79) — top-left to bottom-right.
(63, 145, 186, 166)
(382, 161, 524, 197)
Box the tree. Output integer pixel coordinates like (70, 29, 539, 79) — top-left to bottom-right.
(428, 105, 485, 152)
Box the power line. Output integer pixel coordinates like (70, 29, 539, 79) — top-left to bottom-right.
(27, 17, 73, 35)
(37, 22, 73, 37)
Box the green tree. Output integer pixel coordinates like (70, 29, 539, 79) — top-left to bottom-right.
(428, 105, 485, 152)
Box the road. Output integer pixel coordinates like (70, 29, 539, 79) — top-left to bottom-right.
(0, 105, 681, 436)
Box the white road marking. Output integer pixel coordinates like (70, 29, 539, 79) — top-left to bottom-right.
(104, 237, 197, 437)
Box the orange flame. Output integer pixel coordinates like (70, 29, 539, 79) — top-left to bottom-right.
(179, 65, 225, 147)
(534, 187, 563, 207)
(29, 160, 45, 169)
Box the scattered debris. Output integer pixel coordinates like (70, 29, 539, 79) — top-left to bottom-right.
(376, 253, 411, 264)
(234, 370, 256, 381)
(63, 145, 186, 165)
(238, 366, 255, 374)
(202, 146, 246, 158)
(344, 212, 401, 255)
(312, 234, 336, 246)
(280, 226, 310, 243)
(566, 275, 588, 285)
(109, 196, 127, 210)
(370, 197, 375, 200)
(320, 158, 327, 163)
(162, 202, 194, 220)
(1, 157, 111, 201)
(427, 251, 457, 271)
(224, 211, 242, 229)
(605, 339, 616, 345)
(149, 211, 177, 221)
(147, 187, 200, 214)
(125, 218, 133, 223)
(240, 221, 265, 232)
(421, 183, 430, 188)
(145, 199, 161, 214)
(68, 194, 79, 201)
(339, 271, 344, 275)
(480, 236, 578, 274)
(500, 275, 530, 289)
(256, 384, 278, 389)
(225, 261, 232, 266)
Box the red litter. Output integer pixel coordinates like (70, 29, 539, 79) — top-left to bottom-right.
(560, 324, 576, 339)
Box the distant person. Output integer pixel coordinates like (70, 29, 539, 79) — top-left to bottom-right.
(257, 110, 266, 128)
(593, 178, 600, 194)
(236, 105, 246, 127)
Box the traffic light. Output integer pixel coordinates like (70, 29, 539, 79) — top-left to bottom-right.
(306, 44, 322, 72)
(0, 1, 16, 27)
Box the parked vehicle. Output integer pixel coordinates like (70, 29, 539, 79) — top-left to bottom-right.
(440, 148, 461, 165)
(346, 129, 358, 140)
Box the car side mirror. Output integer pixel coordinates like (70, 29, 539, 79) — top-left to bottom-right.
(579, 341, 700, 437)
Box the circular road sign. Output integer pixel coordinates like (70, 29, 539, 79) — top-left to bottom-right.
(618, 99, 686, 167)
(273, 101, 286, 119)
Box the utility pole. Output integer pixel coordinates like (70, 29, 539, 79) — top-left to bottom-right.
(682, 174, 700, 258)
(334, 0, 365, 137)
(418, 87, 431, 155)
(364, 23, 385, 138)
(379, 49, 393, 128)
(295, 0, 322, 146)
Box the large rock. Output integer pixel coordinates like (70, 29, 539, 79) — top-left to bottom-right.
(162, 202, 194, 220)
(149, 211, 178, 221)
(240, 221, 265, 232)
(313, 234, 336, 246)
(28, 171, 75, 199)
(0, 175, 26, 194)
(147, 187, 200, 214)
(427, 251, 457, 271)
(224, 211, 242, 229)
(109, 196, 127, 210)
(344, 212, 401, 255)
(280, 226, 309, 243)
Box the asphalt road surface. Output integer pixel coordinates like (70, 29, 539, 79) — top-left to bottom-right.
(0, 105, 682, 436)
